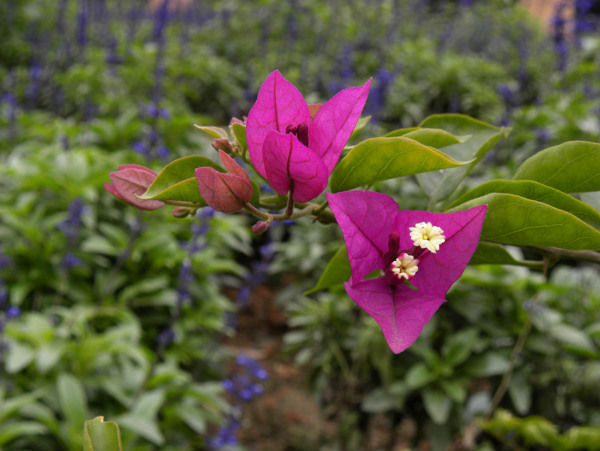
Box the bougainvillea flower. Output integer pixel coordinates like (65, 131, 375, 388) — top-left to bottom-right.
(326, 190, 487, 353)
(246, 70, 371, 202)
(195, 150, 253, 213)
(104, 164, 164, 210)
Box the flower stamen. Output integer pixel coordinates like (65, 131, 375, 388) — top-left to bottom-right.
(390, 253, 419, 281)
(409, 222, 445, 253)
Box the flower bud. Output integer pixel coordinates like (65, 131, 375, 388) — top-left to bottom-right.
(251, 220, 270, 235)
(211, 138, 233, 153)
(171, 206, 192, 218)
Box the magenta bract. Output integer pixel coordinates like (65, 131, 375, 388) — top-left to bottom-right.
(104, 164, 164, 211)
(195, 150, 253, 214)
(246, 70, 371, 202)
(327, 190, 487, 353)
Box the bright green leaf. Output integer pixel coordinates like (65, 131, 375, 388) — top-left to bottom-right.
(330, 137, 471, 192)
(514, 141, 600, 193)
(386, 128, 463, 149)
(193, 124, 228, 139)
(140, 156, 223, 200)
(83, 417, 123, 451)
(416, 114, 507, 203)
(230, 123, 247, 153)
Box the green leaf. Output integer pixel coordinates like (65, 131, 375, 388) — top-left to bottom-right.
(405, 362, 437, 390)
(465, 352, 510, 377)
(230, 122, 248, 153)
(441, 328, 478, 367)
(83, 417, 123, 451)
(57, 373, 89, 429)
(116, 417, 164, 445)
(564, 426, 600, 449)
(386, 127, 463, 149)
(193, 124, 228, 139)
(423, 387, 453, 424)
(440, 380, 466, 404)
(5, 342, 35, 373)
(416, 114, 507, 203)
(450, 179, 600, 229)
(514, 141, 600, 193)
(0, 390, 44, 424)
(449, 193, 600, 251)
(469, 242, 543, 269)
(350, 115, 371, 138)
(549, 324, 598, 358)
(140, 156, 223, 200)
(305, 245, 351, 294)
(520, 416, 559, 448)
(330, 137, 471, 192)
(0, 422, 47, 447)
(508, 369, 531, 415)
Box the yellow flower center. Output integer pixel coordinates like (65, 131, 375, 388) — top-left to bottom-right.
(409, 222, 445, 253)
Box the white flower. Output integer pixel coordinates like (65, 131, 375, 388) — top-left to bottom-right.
(391, 253, 419, 281)
(409, 222, 445, 253)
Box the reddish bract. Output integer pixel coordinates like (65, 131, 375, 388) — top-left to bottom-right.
(104, 164, 164, 211)
(195, 150, 253, 213)
(246, 71, 371, 202)
(327, 190, 487, 353)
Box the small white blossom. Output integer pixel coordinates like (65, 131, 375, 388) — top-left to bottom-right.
(409, 222, 445, 253)
(391, 253, 419, 281)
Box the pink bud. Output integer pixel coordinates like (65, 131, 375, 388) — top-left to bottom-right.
(251, 220, 270, 234)
(104, 164, 164, 210)
(171, 206, 192, 218)
(195, 150, 253, 213)
(211, 138, 233, 153)
(230, 117, 245, 126)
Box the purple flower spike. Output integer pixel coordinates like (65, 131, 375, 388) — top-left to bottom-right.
(327, 191, 486, 354)
(246, 71, 371, 202)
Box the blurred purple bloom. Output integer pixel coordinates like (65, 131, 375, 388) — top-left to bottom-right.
(5, 306, 21, 319)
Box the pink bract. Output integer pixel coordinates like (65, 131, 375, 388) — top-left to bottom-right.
(246, 70, 371, 202)
(327, 190, 487, 353)
(104, 164, 164, 211)
(195, 150, 253, 214)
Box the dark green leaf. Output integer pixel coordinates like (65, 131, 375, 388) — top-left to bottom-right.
(442, 328, 478, 367)
(450, 179, 600, 229)
(508, 369, 531, 415)
(469, 241, 543, 269)
(423, 387, 453, 424)
(405, 362, 437, 390)
(330, 137, 470, 192)
(514, 141, 600, 193)
(549, 324, 598, 358)
(465, 352, 510, 377)
(449, 193, 600, 251)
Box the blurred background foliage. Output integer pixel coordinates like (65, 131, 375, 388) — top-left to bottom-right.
(1, 0, 600, 449)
